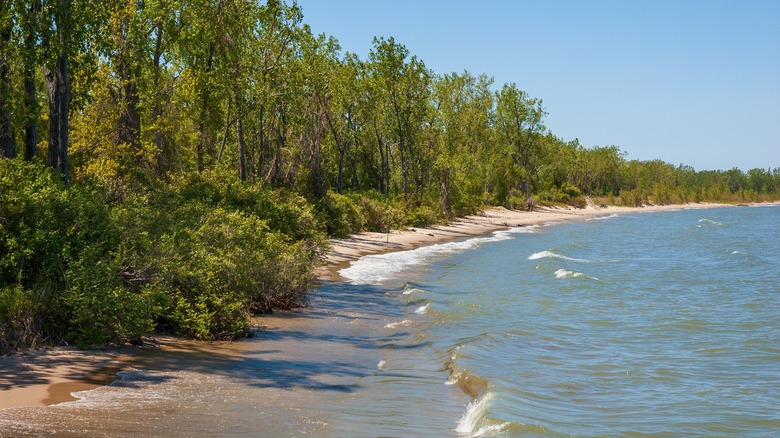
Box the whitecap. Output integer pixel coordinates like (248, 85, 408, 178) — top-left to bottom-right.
(377, 360, 386, 369)
(554, 268, 583, 278)
(585, 213, 620, 221)
(456, 392, 493, 435)
(697, 218, 725, 227)
(528, 250, 590, 263)
(415, 303, 430, 314)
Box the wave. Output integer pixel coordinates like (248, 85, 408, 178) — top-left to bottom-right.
(696, 218, 725, 227)
(528, 250, 591, 263)
(554, 268, 582, 279)
(415, 303, 430, 314)
(456, 391, 518, 437)
(585, 213, 620, 221)
(402, 283, 425, 295)
(340, 227, 539, 285)
(384, 319, 411, 329)
(553, 268, 603, 282)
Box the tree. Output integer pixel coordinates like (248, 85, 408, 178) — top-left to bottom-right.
(495, 83, 546, 195)
(432, 71, 495, 215)
(367, 36, 430, 204)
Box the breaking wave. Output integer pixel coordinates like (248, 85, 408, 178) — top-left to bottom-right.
(528, 250, 591, 263)
(340, 226, 539, 285)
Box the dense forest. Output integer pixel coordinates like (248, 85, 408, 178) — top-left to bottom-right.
(1, 0, 779, 353)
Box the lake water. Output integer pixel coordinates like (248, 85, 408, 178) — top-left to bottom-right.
(1, 205, 778, 437)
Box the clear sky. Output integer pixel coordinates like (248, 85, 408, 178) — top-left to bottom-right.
(295, 0, 779, 171)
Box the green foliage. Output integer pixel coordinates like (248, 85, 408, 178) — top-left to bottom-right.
(319, 191, 363, 238)
(0, 159, 327, 352)
(0, 159, 131, 351)
(348, 192, 406, 232)
(405, 205, 440, 228)
(537, 182, 583, 206)
(64, 253, 159, 348)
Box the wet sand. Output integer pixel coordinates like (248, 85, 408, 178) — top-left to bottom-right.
(0, 202, 732, 410)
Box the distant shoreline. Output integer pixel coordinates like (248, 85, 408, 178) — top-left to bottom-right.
(0, 201, 770, 410)
(318, 201, 736, 282)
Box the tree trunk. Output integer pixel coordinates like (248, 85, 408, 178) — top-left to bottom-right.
(116, 17, 141, 159)
(373, 120, 388, 196)
(236, 109, 247, 182)
(23, 1, 41, 161)
(324, 104, 346, 194)
(0, 13, 14, 158)
(44, 52, 69, 183)
(196, 0, 224, 173)
(151, 24, 166, 174)
(271, 112, 285, 187)
(439, 167, 451, 217)
(309, 102, 326, 200)
(257, 104, 265, 178)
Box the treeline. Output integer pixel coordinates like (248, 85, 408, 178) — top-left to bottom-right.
(1, 1, 778, 352)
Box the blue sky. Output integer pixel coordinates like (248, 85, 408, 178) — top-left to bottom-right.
(296, 0, 779, 171)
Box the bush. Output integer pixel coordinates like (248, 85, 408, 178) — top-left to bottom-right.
(349, 192, 406, 232)
(0, 160, 328, 351)
(319, 191, 363, 237)
(64, 253, 159, 348)
(0, 159, 160, 351)
(114, 175, 327, 340)
(536, 182, 584, 207)
(0, 285, 47, 352)
(406, 205, 440, 228)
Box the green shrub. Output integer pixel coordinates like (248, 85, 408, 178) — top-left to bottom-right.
(536, 182, 584, 207)
(1, 160, 327, 351)
(406, 205, 440, 228)
(0, 285, 47, 352)
(168, 169, 324, 241)
(0, 159, 124, 352)
(64, 250, 160, 348)
(349, 192, 405, 232)
(114, 179, 326, 340)
(319, 191, 363, 237)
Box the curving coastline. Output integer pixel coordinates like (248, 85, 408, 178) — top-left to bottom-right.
(0, 202, 745, 413)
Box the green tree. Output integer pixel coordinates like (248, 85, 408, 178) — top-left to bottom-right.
(495, 83, 546, 196)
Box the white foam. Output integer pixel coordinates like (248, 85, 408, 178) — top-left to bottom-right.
(585, 214, 619, 221)
(555, 268, 583, 278)
(340, 227, 538, 285)
(473, 422, 514, 437)
(415, 303, 430, 314)
(697, 218, 725, 227)
(377, 360, 386, 369)
(456, 392, 493, 435)
(528, 250, 590, 263)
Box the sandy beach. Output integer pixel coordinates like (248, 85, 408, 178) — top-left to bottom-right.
(0, 202, 732, 410)
(319, 203, 727, 281)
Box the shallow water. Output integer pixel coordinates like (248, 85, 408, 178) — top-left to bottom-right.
(1, 205, 778, 437)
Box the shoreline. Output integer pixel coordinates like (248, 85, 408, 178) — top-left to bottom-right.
(318, 202, 730, 282)
(0, 201, 757, 410)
